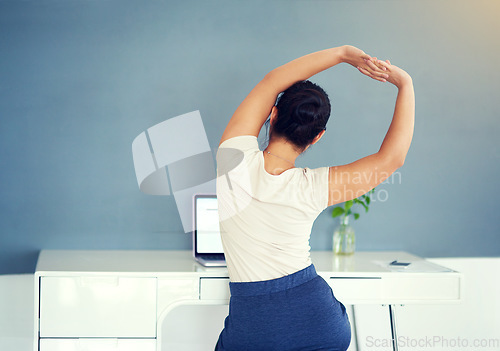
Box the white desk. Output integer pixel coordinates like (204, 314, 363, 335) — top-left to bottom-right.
(34, 250, 463, 351)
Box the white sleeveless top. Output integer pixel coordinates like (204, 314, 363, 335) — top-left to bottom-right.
(216, 135, 329, 282)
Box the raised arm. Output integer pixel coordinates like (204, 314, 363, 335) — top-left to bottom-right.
(219, 46, 388, 146)
(328, 60, 415, 206)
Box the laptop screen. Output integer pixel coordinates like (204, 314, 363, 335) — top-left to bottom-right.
(194, 195, 224, 254)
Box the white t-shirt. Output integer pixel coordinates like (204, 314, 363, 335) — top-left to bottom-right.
(216, 135, 329, 282)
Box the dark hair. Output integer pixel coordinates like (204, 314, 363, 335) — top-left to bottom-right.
(269, 80, 330, 151)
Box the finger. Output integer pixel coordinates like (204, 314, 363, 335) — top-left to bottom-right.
(369, 72, 387, 82)
(368, 58, 387, 71)
(376, 60, 391, 70)
(363, 65, 389, 80)
(357, 66, 371, 76)
(357, 66, 387, 82)
(358, 65, 378, 78)
(369, 73, 387, 82)
(364, 59, 385, 73)
(377, 59, 387, 71)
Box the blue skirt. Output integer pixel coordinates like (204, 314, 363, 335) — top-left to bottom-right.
(215, 265, 351, 351)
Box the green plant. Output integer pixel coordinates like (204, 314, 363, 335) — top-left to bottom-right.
(331, 188, 375, 220)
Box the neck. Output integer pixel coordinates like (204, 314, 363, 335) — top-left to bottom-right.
(264, 138, 301, 172)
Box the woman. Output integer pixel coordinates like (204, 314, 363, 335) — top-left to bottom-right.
(215, 45, 414, 351)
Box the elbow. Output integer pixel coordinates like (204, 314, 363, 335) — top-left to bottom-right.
(392, 156, 406, 170)
(263, 70, 278, 84)
(260, 71, 279, 91)
(380, 153, 405, 171)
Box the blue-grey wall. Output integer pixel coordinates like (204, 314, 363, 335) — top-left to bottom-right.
(1, 0, 499, 274)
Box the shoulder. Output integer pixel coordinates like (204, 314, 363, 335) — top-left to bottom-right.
(297, 166, 330, 211)
(216, 135, 260, 175)
(218, 135, 259, 152)
(301, 166, 330, 182)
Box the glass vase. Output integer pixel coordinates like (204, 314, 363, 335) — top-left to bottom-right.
(333, 215, 355, 255)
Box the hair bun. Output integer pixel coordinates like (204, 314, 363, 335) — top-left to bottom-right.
(293, 97, 321, 125)
(271, 80, 331, 150)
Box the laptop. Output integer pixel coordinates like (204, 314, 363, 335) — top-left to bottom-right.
(192, 194, 226, 267)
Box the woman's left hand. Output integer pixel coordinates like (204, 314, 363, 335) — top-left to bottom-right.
(342, 45, 389, 82)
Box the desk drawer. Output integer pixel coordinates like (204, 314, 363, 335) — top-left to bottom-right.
(40, 338, 156, 351)
(328, 275, 461, 304)
(328, 277, 382, 303)
(40, 276, 156, 337)
(382, 276, 461, 301)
